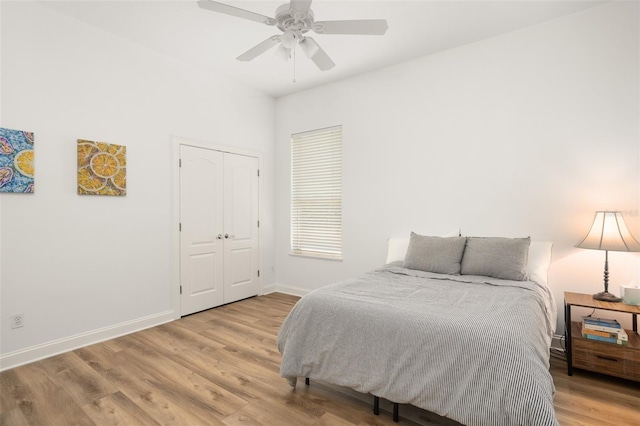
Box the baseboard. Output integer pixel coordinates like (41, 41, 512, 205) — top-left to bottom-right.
(262, 284, 278, 294)
(262, 283, 310, 298)
(0, 310, 175, 372)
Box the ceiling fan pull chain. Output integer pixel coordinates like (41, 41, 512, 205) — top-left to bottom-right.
(293, 48, 297, 83)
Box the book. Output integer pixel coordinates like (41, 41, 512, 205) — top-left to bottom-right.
(582, 316, 621, 328)
(582, 333, 628, 345)
(582, 316, 621, 326)
(582, 327, 628, 341)
(583, 322, 624, 334)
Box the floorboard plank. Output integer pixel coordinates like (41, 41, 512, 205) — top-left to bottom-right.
(81, 391, 162, 426)
(106, 351, 220, 425)
(35, 351, 117, 407)
(11, 363, 96, 425)
(0, 407, 30, 426)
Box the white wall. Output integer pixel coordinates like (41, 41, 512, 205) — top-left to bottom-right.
(0, 0, 3, 328)
(0, 1, 276, 369)
(274, 1, 640, 333)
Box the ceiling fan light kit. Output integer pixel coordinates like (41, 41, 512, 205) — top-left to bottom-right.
(281, 30, 300, 49)
(275, 43, 292, 61)
(197, 0, 388, 72)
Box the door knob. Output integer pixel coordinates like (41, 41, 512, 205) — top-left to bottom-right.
(217, 234, 222, 239)
(225, 233, 235, 239)
(225, 233, 229, 239)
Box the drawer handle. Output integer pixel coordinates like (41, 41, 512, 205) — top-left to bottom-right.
(596, 355, 618, 362)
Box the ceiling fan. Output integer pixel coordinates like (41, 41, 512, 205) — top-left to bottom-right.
(197, 0, 389, 71)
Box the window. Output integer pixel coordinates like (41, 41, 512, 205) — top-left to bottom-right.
(291, 125, 342, 259)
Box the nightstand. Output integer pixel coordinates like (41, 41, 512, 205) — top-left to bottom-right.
(564, 292, 640, 382)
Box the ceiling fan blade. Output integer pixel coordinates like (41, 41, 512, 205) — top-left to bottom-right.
(290, 0, 312, 13)
(299, 37, 320, 58)
(237, 36, 281, 61)
(304, 38, 335, 71)
(197, 1, 275, 25)
(313, 19, 388, 35)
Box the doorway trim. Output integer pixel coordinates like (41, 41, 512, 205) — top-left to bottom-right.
(171, 135, 263, 319)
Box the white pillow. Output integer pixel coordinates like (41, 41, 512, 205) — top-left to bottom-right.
(527, 241, 553, 286)
(385, 229, 461, 264)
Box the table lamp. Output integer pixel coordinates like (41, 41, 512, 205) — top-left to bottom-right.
(575, 211, 640, 302)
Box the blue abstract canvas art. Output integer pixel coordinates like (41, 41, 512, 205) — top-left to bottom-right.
(0, 127, 35, 193)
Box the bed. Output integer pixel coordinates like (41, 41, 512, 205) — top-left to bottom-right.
(277, 233, 558, 426)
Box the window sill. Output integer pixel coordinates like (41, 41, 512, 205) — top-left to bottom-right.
(289, 252, 343, 262)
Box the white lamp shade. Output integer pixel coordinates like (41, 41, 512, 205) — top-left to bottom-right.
(576, 211, 640, 252)
(281, 30, 298, 49)
(274, 44, 291, 61)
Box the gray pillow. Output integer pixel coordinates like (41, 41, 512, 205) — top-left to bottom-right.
(460, 237, 531, 281)
(403, 233, 467, 274)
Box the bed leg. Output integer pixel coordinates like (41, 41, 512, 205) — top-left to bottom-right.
(305, 377, 310, 386)
(393, 403, 399, 422)
(373, 396, 379, 415)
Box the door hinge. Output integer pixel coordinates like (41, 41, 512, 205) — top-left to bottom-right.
(257, 220, 260, 228)
(257, 169, 260, 177)
(179, 158, 182, 167)
(179, 223, 182, 231)
(257, 270, 260, 277)
(180, 285, 182, 294)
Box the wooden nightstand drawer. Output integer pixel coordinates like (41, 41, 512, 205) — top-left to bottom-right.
(572, 335, 640, 382)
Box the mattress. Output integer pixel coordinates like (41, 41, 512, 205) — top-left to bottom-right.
(277, 265, 558, 426)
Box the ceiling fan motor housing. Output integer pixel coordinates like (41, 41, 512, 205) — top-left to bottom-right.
(275, 4, 314, 34)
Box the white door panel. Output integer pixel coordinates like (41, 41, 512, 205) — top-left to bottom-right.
(223, 153, 259, 303)
(190, 253, 219, 294)
(229, 248, 252, 284)
(180, 145, 224, 315)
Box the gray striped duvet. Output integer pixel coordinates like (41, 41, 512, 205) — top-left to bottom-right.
(277, 265, 558, 426)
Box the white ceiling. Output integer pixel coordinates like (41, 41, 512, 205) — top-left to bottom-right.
(42, 0, 606, 98)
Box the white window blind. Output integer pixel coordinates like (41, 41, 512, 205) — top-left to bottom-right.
(291, 125, 342, 259)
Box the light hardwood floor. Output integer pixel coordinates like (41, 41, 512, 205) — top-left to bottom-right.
(1, 293, 638, 425)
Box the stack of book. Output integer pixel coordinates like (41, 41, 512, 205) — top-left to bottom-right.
(581, 316, 628, 345)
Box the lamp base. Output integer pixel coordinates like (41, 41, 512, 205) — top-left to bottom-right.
(593, 291, 622, 303)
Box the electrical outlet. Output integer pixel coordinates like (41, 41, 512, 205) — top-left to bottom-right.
(11, 314, 24, 329)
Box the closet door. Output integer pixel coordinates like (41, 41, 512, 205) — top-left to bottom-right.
(179, 145, 224, 315)
(223, 153, 260, 303)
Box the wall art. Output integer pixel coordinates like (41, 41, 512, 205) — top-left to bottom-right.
(0, 127, 35, 193)
(77, 139, 126, 196)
